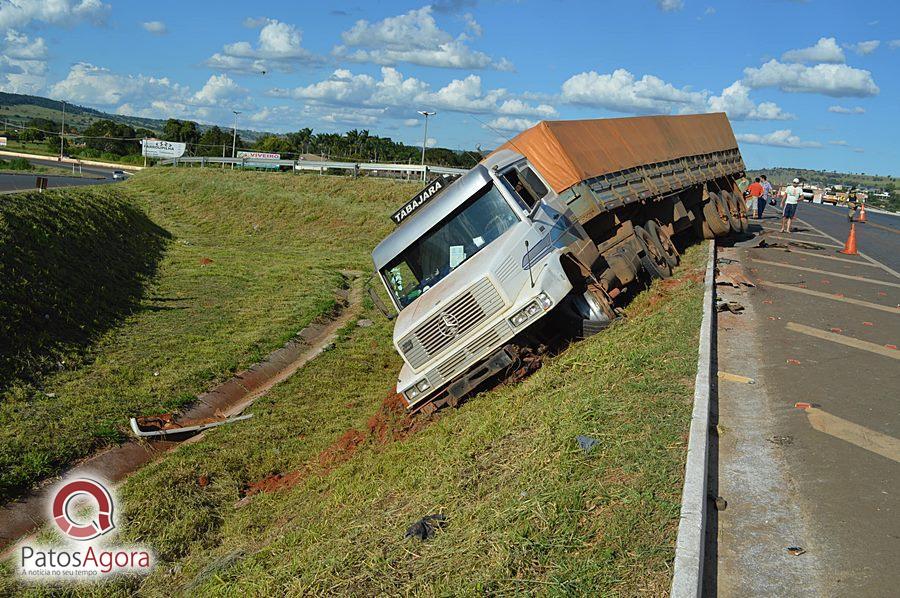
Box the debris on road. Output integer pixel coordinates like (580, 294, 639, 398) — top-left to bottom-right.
(786, 546, 806, 556)
(717, 300, 745, 314)
(718, 371, 755, 384)
(405, 514, 447, 541)
(709, 494, 728, 511)
(767, 435, 794, 446)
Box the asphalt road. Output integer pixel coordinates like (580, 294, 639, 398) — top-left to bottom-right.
(790, 202, 899, 272)
(0, 156, 123, 193)
(711, 214, 900, 596)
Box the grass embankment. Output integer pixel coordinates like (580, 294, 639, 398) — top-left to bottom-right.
(0, 170, 419, 501)
(3, 243, 705, 596)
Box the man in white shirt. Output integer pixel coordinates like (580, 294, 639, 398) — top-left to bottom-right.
(781, 178, 801, 233)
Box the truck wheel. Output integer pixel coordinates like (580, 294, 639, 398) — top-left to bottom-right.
(634, 225, 672, 280)
(701, 220, 716, 240)
(703, 193, 730, 236)
(571, 290, 614, 338)
(645, 220, 679, 268)
(731, 191, 750, 231)
(720, 192, 741, 234)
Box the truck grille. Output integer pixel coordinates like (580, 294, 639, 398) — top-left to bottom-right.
(400, 278, 503, 369)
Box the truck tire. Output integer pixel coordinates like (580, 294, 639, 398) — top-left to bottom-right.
(719, 192, 741, 234)
(634, 225, 672, 280)
(731, 190, 750, 231)
(571, 289, 614, 338)
(581, 318, 612, 337)
(645, 220, 679, 269)
(701, 220, 716, 239)
(726, 191, 747, 233)
(703, 193, 730, 237)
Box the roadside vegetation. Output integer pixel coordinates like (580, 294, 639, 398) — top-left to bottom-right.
(0, 240, 705, 596)
(0, 170, 420, 501)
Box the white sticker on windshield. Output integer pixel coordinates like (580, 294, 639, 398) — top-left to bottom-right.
(449, 245, 466, 268)
(473, 236, 485, 247)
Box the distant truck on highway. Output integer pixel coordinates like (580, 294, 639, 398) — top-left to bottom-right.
(372, 113, 747, 412)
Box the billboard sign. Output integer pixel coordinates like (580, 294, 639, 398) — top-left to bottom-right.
(237, 151, 280, 160)
(0, 136, 7, 147)
(141, 139, 186, 159)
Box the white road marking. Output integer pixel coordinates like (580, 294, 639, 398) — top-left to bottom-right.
(752, 259, 900, 289)
(786, 322, 899, 359)
(803, 407, 900, 463)
(757, 281, 899, 314)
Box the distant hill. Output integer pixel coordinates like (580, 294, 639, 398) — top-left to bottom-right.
(0, 92, 264, 140)
(746, 167, 895, 190)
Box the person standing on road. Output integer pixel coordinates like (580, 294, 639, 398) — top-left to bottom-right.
(781, 178, 801, 233)
(759, 175, 773, 220)
(847, 187, 859, 222)
(747, 177, 764, 219)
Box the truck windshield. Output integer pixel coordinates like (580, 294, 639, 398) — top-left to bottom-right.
(381, 183, 519, 309)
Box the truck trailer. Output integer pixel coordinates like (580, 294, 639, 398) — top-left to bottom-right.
(372, 113, 747, 412)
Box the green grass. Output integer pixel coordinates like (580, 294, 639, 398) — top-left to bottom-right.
(0, 169, 420, 501)
(0, 243, 706, 596)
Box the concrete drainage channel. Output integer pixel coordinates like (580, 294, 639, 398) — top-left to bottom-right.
(0, 272, 363, 556)
(671, 240, 716, 597)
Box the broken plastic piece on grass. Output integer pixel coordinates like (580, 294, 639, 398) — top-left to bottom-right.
(763, 299, 774, 305)
(786, 546, 806, 556)
(405, 514, 447, 541)
(830, 327, 843, 333)
(886, 344, 898, 350)
(863, 322, 874, 327)
(576, 435, 600, 453)
(786, 359, 801, 365)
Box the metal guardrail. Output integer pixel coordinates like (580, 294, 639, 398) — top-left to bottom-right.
(156, 156, 469, 177)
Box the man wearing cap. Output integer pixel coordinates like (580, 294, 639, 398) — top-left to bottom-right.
(781, 178, 802, 233)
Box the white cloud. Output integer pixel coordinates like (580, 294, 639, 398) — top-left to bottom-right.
(845, 40, 880, 55)
(403, 118, 420, 127)
(743, 60, 879, 97)
(704, 7, 716, 15)
(205, 18, 321, 74)
(828, 105, 865, 114)
(273, 66, 551, 120)
(707, 81, 793, 120)
(657, 0, 684, 11)
(333, 6, 513, 71)
(48, 63, 250, 123)
(781, 37, 845, 64)
(484, 116, 537, 133)
(0, 30, 48, 93)
(828, 140, 849, 146)
(142, 21, 167, 35)
(735, 129, 822, 148)
(561, 69, 706, 114)
(425, 137, 437, 148)
(0, 0, 108, 30)
(890, 40, 900, 49)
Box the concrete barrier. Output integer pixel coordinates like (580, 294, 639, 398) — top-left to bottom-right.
(670, 239, 716, 597)
(0, 149, 143, 171)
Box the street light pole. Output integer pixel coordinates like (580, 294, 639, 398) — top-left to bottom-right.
(59, 101, 66, 160)
(231, 110, 241, 170)
(418, 110, 435, 182)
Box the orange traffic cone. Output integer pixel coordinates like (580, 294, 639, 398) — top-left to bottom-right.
(858, 202, 868, 223)
(839, 223, 858, 255)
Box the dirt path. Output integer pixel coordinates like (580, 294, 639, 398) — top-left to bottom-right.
(0, 272, 364, 556)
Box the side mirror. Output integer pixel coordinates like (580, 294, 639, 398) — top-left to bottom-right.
(367, 281, 396, 321)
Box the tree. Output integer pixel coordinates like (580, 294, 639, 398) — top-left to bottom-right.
(82, 119, 139, 155)
(196, 125, 242, 157)
(162, 119, 201, 148)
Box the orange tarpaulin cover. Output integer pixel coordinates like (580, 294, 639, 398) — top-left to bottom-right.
(493, 113, 739, 193)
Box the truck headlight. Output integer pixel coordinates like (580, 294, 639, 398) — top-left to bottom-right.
(416, 380, 430, 392)
(405, 379, 431, 401)
(509, 293, 553, 328)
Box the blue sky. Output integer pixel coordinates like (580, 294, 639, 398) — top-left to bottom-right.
(1, 0, 897, 174)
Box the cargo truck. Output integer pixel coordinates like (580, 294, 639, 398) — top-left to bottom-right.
(372, 113, 747, 412)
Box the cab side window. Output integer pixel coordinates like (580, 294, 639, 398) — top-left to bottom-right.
(501, 167, 546, 210)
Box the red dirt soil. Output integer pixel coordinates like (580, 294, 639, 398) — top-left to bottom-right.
(239, 392, 434, 500)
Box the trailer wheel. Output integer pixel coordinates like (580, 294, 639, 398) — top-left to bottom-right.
(634, 225, 672, 280)
(703, 193, 730, 236)
(701, 220, 716, 239)
(646, 220, 679, 268)
(720, 192, 741, 233)
(731, 191, 750, 232)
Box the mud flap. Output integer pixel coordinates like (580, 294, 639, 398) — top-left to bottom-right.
(446, 348, 514, 405)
